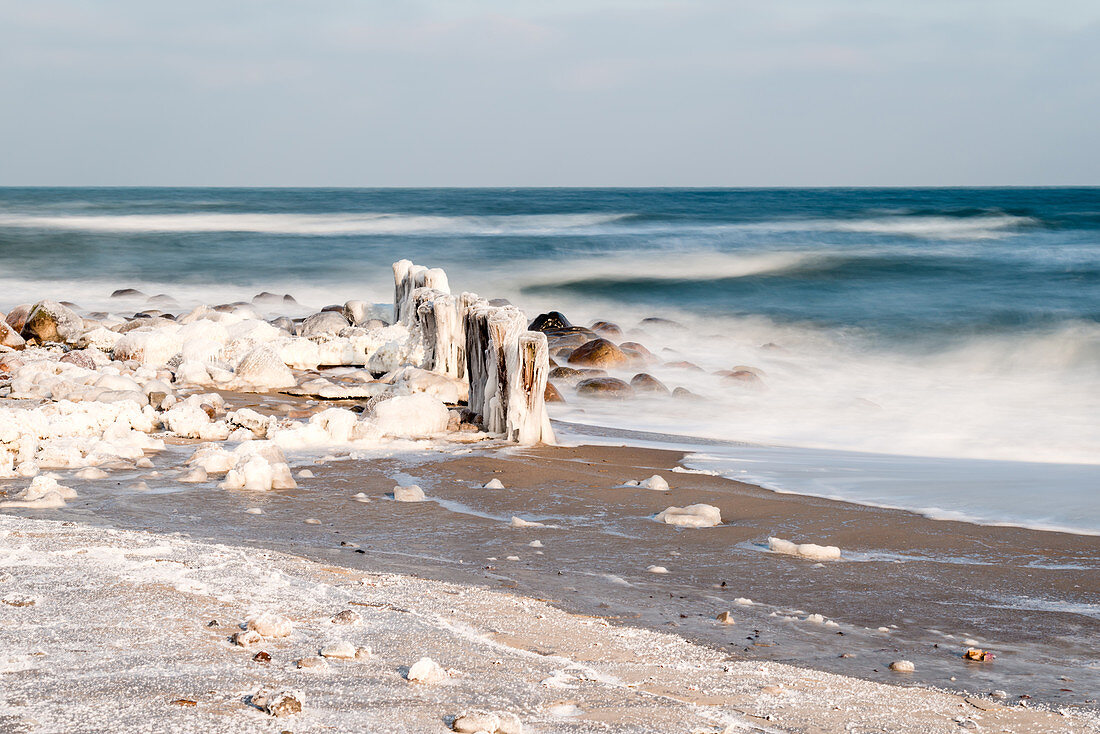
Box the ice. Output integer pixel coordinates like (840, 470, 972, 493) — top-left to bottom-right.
(74, 467, 109, 479)
(646, 565, 670, 574)
(160, 403, 229, 441)
(233, 343, 296, 391)
(0, 475, 77, 508)
(637, 475, 670, 491)
(768, 536, 842, 561)
(370, 393, 449, 438)
(654, 504, 722, 528)
(406, 656, 448, 684)
(393, 485, 426, 502)
(320, 640, 357, 659)
(483, 478, 505, 489)
(452, 709, 523, 734)
(246, 611, 293, 638)
(510, 516, 544, 528)
(220, 442, 297, 491)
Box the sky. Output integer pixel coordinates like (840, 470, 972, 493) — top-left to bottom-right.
(0, 0, 1097, 186)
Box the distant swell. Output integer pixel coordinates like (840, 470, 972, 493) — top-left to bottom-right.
(0, 211, 633, 236)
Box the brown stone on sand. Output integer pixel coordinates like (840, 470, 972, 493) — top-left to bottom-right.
(544, 382, 564, 403)
(630, 373, 670, 395)
(576, 377, 634, 398)
(568, 338, 631, 368)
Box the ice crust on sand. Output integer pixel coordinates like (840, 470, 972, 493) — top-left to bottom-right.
(654, 504, 722, 528)
(768, 536, 842, 561)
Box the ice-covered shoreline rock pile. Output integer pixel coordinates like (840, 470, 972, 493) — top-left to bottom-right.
(0, 261, 559, 493)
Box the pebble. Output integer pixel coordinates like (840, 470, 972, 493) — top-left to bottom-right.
(991, 690, 1008, 699)
(394, 484, 426, 502)
(304, 518, 321, 525)
(890, 660, 915, 673)
(297, 469, 315, 478)
(232, 630, 263, 648)
(252, 651, 271, 663)
(647, 565, 669, 574)
(451, 709, 522, 733)
(245, 508, 263, 515)
(295, 656, 328, 671)
(320, 640, 357, 659)
(716, 611, 735, 624)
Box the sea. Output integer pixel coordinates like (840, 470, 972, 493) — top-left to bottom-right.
(1, 187, 1097, 534)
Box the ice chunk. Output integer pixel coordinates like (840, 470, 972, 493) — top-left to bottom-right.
(768, 536, 841, 561)
(654, 504, 721, 528)
(220, 442, 297, 491)
(510, 516, 544, 528)
(319, 640, 357, 659)
(370, 393, 449, 438)
(638, 475, 669, 491)
(0, 475, 77, 509)
(393, 485, 425, 502)
(246, 611, 293, 638)
(406, 657, 447, 684)
(483, 478, 505, 489)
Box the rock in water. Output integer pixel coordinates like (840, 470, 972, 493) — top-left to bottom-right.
(21, 300, 83, 344)
(406, 656, 448, 684)
(630, 373, 670, 394)
(576, 377, 634, 398)
(544, 382, 564, 402)
(528, 311, 572, 332)
(890, 660, 915, 673)
(567, 338, 630, 367)
(298, 311, 350, 337)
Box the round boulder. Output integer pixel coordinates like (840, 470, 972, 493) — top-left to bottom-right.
(630, 373, 670, 395)
(576, 377, 634, 398)
(298, 311, 351, 337)
(5, 305, 31, 333)
(0, 318, 25, 350)
(528, 311, 572, 332)
(591, 320, 622, 337)
(544, 382, 565, 403)
(568, 338, 631, 368)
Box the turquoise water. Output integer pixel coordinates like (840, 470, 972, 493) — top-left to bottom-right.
(1, 187, 1097, 531)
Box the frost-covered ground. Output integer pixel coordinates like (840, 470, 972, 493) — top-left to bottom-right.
(2, 515, 1095, 733)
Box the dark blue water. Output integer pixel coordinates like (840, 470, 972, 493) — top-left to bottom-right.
(1, 188, 1098, 529)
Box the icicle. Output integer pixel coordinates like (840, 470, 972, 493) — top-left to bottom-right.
(416, 291, 464, 379)
(485, 308, 527, 435)
(506, 331, 555, 444)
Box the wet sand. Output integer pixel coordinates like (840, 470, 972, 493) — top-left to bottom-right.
(22, 431, 1099, 716)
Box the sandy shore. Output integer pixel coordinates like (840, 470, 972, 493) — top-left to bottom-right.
(2, 513, 1094, 733)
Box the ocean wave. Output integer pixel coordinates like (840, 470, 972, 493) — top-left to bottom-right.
(0, 211, 633, 236)
(745, 213, 1039, 240)
(513, 251, 821, 287)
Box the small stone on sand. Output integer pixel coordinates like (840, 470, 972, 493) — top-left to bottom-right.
(646, 565, 669, 574)
(393, 484, 425, 502)
(406, 656, 448, 684)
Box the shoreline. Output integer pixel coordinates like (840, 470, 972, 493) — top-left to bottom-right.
(2, 512, 1096, 733)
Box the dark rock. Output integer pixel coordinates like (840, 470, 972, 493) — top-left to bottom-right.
(321, 304, 344, 313)
(630, 373, 670, 395)
(576, 377, 634, 398)
(544, 382, 565, 403)
(21, 301, 83, 344)
(529, 312, 572, 332)
(110, 288, 146, 298)
(549, 366, 585, 382)
(568, 338, 631, 368)
(546, 331, 596, 350)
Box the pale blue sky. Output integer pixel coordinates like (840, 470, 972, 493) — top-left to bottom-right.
(1, 1, 1097, 185)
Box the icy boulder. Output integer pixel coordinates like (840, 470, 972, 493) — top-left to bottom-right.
(21, 301, 83, 344)
(393, 485, 425, 502)
(299, 311, 350, 337)
(654, 504, 722, 528)
(220, 442, 297, 491)
(0, 475, 77, 509)
(233, 344, 295, 391)
(160, 403, 230, 441)
(370, 393, 449, 438)
(451, 710, 523, 734)
(768, 536, 842, 561)
(406, 657, 447, 684)
(247, 611, 293, 638)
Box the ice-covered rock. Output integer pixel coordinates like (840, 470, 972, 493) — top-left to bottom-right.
(510, 516, 544, 528)
(451, 709, 523, 734)
(647, 565, 669, 574)
(406, 656, 447, 684)
(654, 504, 721, 528)
(233, 343, 295, 391)
(483, 478, 505, 489)
(0, 475, 77, 509)
(768, 536, 842, 561)
(262, 690, 303, 717)
(21, 301, 83, 344)
(319, 640, 357, 659)
(74, 467, 109, 479)
(890, 660, 915, 673)
(246, 611, 293, 638)
(370, 393, 449, 438)
(393, 484, 425, 502)
(330, 609, 362, 626)
(637, 475, 669, 491)
(161, 403, 229, 441)
(232, 629, 263, 648)
(220, 442, 297, 491)
(299, 311, 350, 337)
